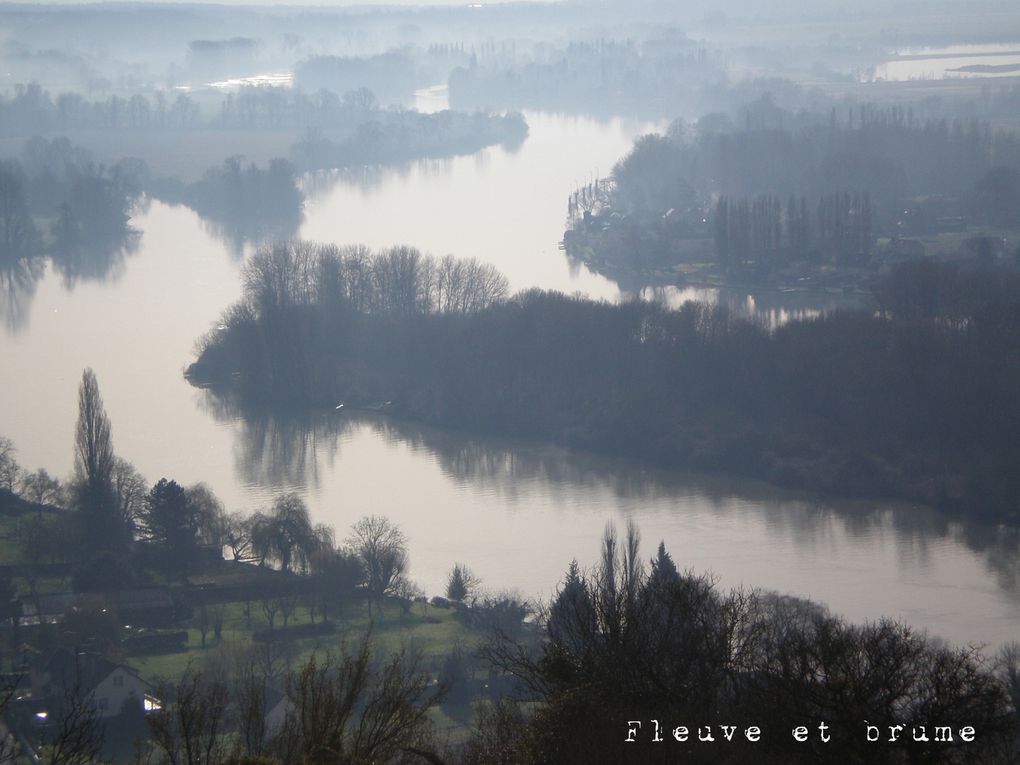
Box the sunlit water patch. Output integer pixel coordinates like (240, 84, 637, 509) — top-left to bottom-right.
(205, 72, 294, 89)
(867, 43, 1020, 81)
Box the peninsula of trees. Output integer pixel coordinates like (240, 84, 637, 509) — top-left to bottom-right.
(189, 241, 1020, 524)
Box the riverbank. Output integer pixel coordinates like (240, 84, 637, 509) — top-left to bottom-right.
(187, 246, 1020, 527)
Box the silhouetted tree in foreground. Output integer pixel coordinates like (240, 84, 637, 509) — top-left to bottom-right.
(272, 642, 445, 764)
(69, 368, 130, 552)
(133, 640, 445, 765)
(39, 661, 106, 765)
(249, 494, 326, 574)
(476, 522, 1019, 765)
(345, 515, 409, 615)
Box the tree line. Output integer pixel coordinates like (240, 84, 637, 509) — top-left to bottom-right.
(0, 137, 140, 275)
(152, 157, 304, 254)
(0, 80, 527, 143)
(563, 105, 1020, 281)
(289, 110, 527, 173)
(0, 370, 414, 615)
(713, 191, 873, 271)
(447, 36, 721, 119)
(190, 241, 510, 397)
(194, 242, 1020, 523)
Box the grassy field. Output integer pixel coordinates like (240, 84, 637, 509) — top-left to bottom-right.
(125, 593, 496, 743)
(127, 596, 479, 684)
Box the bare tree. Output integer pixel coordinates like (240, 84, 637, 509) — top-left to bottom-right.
(40, 666, 105, 765)
(345, 515, 408, 615)
(459, 698, 530, 765)
(146, 669, 229, 765)
(111, 457, 147, 535)
(0, 435, 20, 493)
(271, 640, 445, 764)
(250, 640, 294, 686)
(259, 594, 280, 632)
(997, 642, 1020, 714)
(372, 245, 421, 318)
(19, 467, 62, 505)
(232, 653, 269, 758)
(223, 511, 256, 563)
(277, 591, 298, 630)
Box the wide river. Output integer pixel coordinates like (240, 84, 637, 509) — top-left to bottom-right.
(2, 111, 1018, 650)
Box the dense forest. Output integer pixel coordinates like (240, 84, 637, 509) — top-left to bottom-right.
(189, 242, 1020, 524)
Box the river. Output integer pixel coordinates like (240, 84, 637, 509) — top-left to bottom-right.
(869, 43, 1020, 81)
(1, 110, 1018, 650)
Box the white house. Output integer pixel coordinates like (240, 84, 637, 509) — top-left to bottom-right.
(32, 649, 157, 719)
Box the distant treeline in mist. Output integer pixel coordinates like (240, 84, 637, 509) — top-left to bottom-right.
(0, 81, 525, 141)
(565, 105, 1020, 280)
(0, 82, 527, 253)
(0, 136, 140, 276)
(153, 157, 304, 252)
(294, 52, 421, 106)
(191, 241, 1020, 523)
(290, 110, 527, 172)
(448, 36, 724, 118)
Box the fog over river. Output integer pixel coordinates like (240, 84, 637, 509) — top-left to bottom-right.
(2, 111, 1018, 649)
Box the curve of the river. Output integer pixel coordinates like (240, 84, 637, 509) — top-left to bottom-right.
(1, 111, 1017, 650)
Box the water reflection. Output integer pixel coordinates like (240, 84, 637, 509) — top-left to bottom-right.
(205, 393, 1020, 630)
(301, 138, 525, 204)
(0, 257, 44, 333)
(867, 43, 1020, 81)
(49, 231, 142, 289)
(199, 392, 351, 491)
(0, 226, 143, 333)
(302, 161, 456, 200)
(3, 114, 1017, 649)
(193, 206, 304, 258)
(639, 284, 870, 329)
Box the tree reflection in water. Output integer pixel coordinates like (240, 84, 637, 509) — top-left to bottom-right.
(0, 256, 44, 334)
(198, 387, 1020, 601)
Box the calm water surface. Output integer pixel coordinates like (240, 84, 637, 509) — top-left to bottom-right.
(1, 112, 1018, 650)
(870, 43, 1020, 81)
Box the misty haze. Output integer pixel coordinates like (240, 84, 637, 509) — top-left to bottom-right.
(1, 0, 1020, 763)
